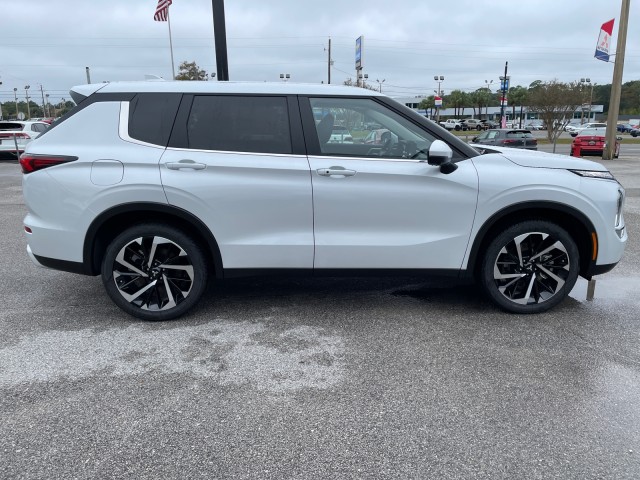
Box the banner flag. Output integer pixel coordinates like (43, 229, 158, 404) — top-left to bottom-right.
(595, 19, 614, 62)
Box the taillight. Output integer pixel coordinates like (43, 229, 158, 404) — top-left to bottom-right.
(0, 132, 30, 139)
(19, 154, 78, 174)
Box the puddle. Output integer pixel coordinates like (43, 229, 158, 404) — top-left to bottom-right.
(569, 275, 640, 302)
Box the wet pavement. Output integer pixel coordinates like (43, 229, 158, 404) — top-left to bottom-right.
(0, 157, 639, 479)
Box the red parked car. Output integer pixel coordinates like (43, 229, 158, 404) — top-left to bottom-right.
(570, 128, 620, 158)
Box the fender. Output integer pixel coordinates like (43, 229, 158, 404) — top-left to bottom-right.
(83, 202, 224, 277)
(464, 200, 597, 278)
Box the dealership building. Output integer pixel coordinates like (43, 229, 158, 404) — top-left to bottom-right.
(393, 96, 604, 123)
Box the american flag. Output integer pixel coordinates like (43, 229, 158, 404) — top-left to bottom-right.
(154, 0, 172, 21)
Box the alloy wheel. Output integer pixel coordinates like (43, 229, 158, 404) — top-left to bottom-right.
(112, 236, 195, 311)
(493, 231, 571, 305)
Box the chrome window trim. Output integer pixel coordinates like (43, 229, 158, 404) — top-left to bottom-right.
(118, 101, 165, 150)
(307, 154, 428, 164)
(164, 145, 307, 158)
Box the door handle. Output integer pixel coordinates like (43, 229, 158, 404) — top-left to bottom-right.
(316, 167, 357, 177)
(165, 160, 207, 171)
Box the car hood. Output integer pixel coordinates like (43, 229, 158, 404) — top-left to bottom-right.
(471, 145, 608, 171)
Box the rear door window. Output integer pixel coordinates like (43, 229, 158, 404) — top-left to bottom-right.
(184, 95, 292, 154)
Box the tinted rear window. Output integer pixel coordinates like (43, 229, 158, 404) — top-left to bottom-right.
(506, 131, 533, 138)
(0, 122, 24, 131)
(185, 95, 292, 154)
(128, 93, 181, 146)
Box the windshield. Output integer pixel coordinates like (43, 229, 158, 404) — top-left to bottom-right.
(579, 129, 605, 137)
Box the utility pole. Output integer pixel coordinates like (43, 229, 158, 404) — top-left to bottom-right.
(603, 0, 630, 160)
(13, 88, 19, 119)
(86, 66, 91, 84)
(25, 85, 31, 120)
(327, 37, 331, 84)
(40, 85, 46, 117)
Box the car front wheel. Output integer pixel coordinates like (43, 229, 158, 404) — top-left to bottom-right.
(480, 221, 579, 314)
(101, 223, 208, 321)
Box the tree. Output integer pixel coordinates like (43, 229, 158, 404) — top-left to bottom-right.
(175, 61, 208, 81)
(343, 78, 378, 91)
(508, 85, 529, 127)
(448, 90, 467, 117)
(471, 88, 493, 119)
(418, 96, 435, 118)
(527, 80, 583, 152)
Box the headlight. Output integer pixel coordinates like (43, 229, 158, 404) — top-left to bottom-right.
(569, 169, 616, 180)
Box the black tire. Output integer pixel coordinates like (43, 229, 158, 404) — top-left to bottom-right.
(101, 223, 209, 321)
(479, 220, 579, 314)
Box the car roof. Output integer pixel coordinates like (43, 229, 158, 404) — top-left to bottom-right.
(485, 129, 532, 133)
(71, 81, 385, 102)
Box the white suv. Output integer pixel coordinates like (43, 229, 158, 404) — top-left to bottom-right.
(21, 81, 627, 320)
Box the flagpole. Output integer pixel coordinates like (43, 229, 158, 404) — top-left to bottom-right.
(167, 8, 176, 79)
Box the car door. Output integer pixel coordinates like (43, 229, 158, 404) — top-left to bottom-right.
(160, 94, 314, 271)
(301, 96, 479, 270)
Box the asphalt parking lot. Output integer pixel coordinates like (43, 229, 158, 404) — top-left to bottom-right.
(1, 153, 639, 479)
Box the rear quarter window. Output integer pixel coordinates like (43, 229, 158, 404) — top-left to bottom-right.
(128, 93, 182, 146)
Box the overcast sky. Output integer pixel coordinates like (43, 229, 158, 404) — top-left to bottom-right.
(1, 0, 638, 104)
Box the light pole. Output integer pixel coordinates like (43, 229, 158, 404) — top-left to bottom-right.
(24, 85, 31, 120)
(358, 72, 368, 88)
(499, 62, 509, 128)
(45, 94, 50, 117)
(484, 80, 493, 119)
(13, 88, 19, 119)
(580, 78, 595, 124)
(279, 73, 290, 82)
(434, 75, 444, 123)
(376, 78, 385, 93)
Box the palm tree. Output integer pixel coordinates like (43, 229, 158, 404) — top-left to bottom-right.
(508, 86, 529, 127)
(449, 90, 466, 117)
(472, 88, 493, 119)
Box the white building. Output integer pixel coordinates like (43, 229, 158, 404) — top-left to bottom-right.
(393, 96, 604, 123)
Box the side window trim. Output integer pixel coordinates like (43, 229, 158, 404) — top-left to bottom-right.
(119, 102, 168, 149)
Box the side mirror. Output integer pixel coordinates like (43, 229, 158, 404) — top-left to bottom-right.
(428, 140, 457, 174)
(472, 137, 478, 142)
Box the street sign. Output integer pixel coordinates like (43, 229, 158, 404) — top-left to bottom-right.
(434, 96, 442, 107)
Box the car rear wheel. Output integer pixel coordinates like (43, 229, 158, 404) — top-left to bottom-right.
(101, 223, 208, 321)
(479, 221, 579, 314)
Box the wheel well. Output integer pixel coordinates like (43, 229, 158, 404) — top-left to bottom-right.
(85, 206, 222, 277)
(468, 207, 594, 279)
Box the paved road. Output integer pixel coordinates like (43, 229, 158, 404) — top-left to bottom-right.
(1, 157, 639, 479)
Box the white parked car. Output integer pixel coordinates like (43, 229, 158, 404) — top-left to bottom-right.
(328, 125, 353, 144)
(0, 121, 49, 157)
(439, 119, 466, 131)
(20, 81, 627, 320)
(570, 122, 607, 137)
